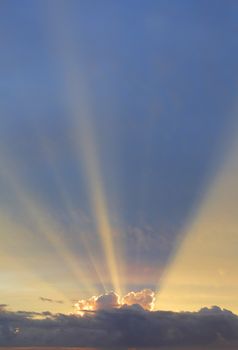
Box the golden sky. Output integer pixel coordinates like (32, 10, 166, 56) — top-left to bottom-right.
(156, 132, 238, 313)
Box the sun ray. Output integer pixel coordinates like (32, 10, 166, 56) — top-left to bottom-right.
(155, 129, 238, 313)
(0, 151, 98, 296)
(36, 134, 109, 292)
(43, 2, 123, 295)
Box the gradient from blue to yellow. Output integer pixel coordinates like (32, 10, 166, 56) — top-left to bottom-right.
(0, 0, 238, 313)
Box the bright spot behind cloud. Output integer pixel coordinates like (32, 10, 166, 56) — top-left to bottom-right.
(75, 289, 155, 315)
(122, 289, 155, 310)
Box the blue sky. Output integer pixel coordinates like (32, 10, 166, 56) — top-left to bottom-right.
(0, 0, 238, 307)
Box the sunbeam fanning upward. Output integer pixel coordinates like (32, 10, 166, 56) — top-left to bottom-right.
(72, 113, 123, 295)
(45, 2, 123, 295)
(156, 125, 238, 313)
(1, 4, 238, 348)
(0, 150, 98, 297)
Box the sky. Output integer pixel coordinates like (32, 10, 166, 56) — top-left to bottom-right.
(0, 0, 238, 327)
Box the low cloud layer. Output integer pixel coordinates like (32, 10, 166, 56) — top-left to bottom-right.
(75, 289, 155, 315)
(0, 305, 238, 347)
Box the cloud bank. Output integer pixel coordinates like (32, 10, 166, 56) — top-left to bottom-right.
(1, 305, 238, 347)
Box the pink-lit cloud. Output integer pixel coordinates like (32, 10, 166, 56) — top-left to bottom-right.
(74, 289, 155, 315)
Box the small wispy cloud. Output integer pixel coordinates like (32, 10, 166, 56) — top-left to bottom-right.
(39, 296, 64, 304)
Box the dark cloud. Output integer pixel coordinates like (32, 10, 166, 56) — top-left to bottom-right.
(39, 296, 64, 304)
(0, 304, 7, 310)
(0, 305, 238, 347)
